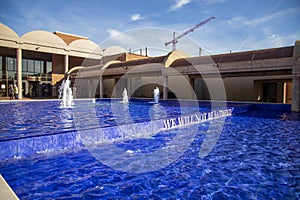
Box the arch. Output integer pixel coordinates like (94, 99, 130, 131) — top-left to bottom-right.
(103, 46, 126, 56)
(0, 23, 19, 41)
(66, 66, 85, 75)
(0, 23, 20, 48)
(164, 50, 189, 67)
(69, 39, 103, 55)
(101, 60, 121, 70)
(21, 30, 67, 49)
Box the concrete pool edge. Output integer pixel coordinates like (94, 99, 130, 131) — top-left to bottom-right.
(0, 174, 19, 200)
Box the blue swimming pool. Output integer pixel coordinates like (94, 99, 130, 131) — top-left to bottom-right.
(0, 99, 205, 141)
(0, 99, 299, 199)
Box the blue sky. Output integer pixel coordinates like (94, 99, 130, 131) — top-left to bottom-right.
(0, 0, 299, 56)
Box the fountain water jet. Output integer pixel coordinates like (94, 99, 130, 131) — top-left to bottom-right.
(153, 87, 160, 103)
(58, 76, 73, 108)
(122, 88, 128, 103)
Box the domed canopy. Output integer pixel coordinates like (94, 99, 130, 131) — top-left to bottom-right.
(103, 46, 126, 56)
(0, 23, 20, 48)
(0, 23, 19, 39)
(69, 39, 103, 59)
(21, 30, 67, 54)
(164, 50, 189, 67)
(21, 30, 67, 48)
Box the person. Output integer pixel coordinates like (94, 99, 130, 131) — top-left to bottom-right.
(13, 84, 18, 99)
(8, 84, 14, 100)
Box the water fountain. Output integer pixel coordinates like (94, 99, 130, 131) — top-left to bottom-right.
(58, 76, 73, 108)
(122, 88, 128, 103)
(153, 87, 160, 103)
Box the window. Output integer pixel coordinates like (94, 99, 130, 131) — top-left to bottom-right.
(28, 59, 34, 73)
(0, 56, 2, 71)
(22, 59, 27, 72)
(7, 71, 15, 80)
(46, 61, 52, 73)
(0, 56, 2, 78)
(34, 60, 42, 74)
(6, 57, 16, 71)
(40, 61, 44, 74)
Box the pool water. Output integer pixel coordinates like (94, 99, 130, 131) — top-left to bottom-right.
(0, 100, 299, 199)
(0, 99, 205, 141)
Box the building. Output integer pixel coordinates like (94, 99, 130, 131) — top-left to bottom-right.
(0, 23, 299, 111)
(0, 23, 102, 99)
(70, 44, 300, 112)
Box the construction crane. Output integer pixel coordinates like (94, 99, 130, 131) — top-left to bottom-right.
(165, 16, 215, 51)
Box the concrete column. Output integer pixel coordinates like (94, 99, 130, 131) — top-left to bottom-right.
(292, 78, 299, 112)
(292, 40, 300, 112)
(99, 76, 103, 98)
(163, 75, 168, 100)
(64, 54, 69, 74)
(283, 82, 287, 104)
(16, 48, 22, 99)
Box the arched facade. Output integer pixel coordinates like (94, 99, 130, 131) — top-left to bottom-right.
(0, 23, 103, 99)
(0, 23, 299, 111)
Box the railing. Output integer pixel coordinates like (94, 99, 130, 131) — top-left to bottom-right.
(22, 73, 52, 82)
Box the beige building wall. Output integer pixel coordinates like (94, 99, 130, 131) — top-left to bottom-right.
(103, 79, 115, 98)
(168, 75, 195, 99)
(131, 76, 163, 98)
(223, 77, 255, 101)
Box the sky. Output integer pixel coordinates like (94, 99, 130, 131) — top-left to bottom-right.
(0, 0, 299, 56)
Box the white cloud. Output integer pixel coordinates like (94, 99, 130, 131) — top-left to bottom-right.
(101, 27, 204, 56)
(261, 27, 284, 47)
(197, 0, 227, 5)
(273, 0, 283, 9)
(227, 7, 300, 28)
(170, 0, 191, 11)
(107, 29, 122, 38)
(131, 13, 142, 21)
(105, 29, 138, 47)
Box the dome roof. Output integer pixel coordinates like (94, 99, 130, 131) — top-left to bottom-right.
(103, 46, 126, 56)
(0, 23, 19, 40)
(21, 30, 67, 49)
(69, 39, 103, 55)
(0, 23, 20, 48)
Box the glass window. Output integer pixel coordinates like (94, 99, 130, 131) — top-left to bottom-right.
(22, 59, 27, 72)
(28, 60, 34, 73)
(7, 71, 15, 80)
(6, 57, 16, 71)
(46, 61, 52, 73)
(40, 61, 44, 74)
(34, 60, 41, 74)
(0, 56, 2, 77)
(0, 56, 2, 79)
(0, 56, 2, 71)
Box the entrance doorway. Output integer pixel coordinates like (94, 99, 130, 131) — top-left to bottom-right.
(28, 82, 39, 97)
(263, 82, 277, 102)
